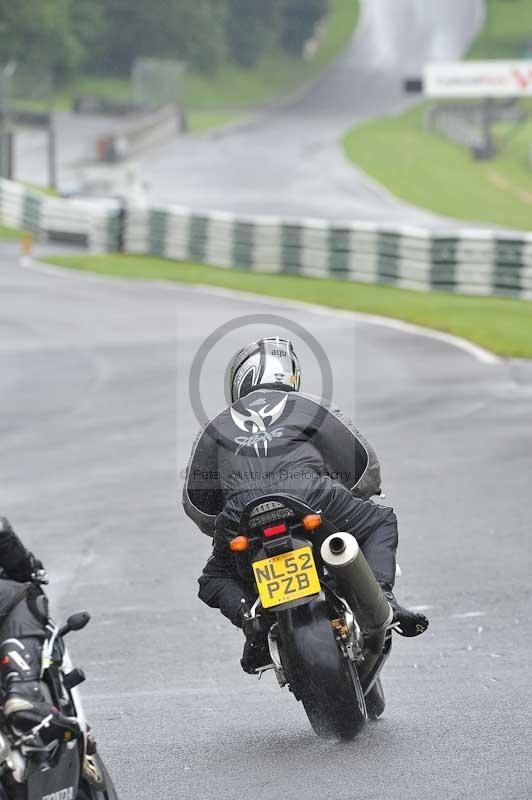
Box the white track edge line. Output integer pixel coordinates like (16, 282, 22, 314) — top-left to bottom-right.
(167, 283, 500, 365)
(26, 257, 500, 365)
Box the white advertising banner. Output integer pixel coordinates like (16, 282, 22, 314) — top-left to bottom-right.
(424, 61, 532, 98)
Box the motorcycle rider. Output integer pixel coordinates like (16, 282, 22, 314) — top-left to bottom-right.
(0, 516, 77, 740)
(183, 337, 429, 674)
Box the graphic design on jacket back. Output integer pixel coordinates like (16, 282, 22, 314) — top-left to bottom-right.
(230, 394, 289, 456)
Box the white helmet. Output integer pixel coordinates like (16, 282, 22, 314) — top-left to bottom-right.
(228, 337, 301, 402)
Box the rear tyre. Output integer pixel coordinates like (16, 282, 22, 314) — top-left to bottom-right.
(277, 596, 367, 740)
(365, 677, 385, 720)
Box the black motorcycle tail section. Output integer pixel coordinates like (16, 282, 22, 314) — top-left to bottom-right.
(277, 594, 367, 740)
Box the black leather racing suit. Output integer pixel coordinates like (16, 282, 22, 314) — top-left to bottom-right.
(183, 389, 398, 627)
(0, 519, 80, 738)
(0, 518, 47, 642)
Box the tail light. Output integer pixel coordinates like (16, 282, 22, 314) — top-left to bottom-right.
(263, 523, 287, 538)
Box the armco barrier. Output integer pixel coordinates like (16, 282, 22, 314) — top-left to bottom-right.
(0, 178, 122, 252)
(124, 206, 532, 300)
(1, 177, 531, 300)
(96, 104, 183, 163)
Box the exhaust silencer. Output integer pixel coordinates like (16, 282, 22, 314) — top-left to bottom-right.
(320, 532, 392, 633)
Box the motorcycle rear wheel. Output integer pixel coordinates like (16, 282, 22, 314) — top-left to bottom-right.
(277, 596, 367, 740)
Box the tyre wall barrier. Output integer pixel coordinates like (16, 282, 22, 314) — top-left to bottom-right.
(124, 206, 532, 300)
(1, 177, 531, 300)
(0, 178, 122, 252)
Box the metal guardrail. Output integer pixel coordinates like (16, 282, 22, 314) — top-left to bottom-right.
(1, 178, 531, 300)
(96, 104, 184, 163)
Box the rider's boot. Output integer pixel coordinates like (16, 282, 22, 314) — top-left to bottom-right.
(241, 635, 271, 674)
(380, 585, 429, 637)
(239, 607, 272, 675)
(0, 637, 78, 741)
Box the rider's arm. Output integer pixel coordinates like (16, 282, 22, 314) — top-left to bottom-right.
(300, 394, 382, 499)
(182, 426, 223, 537)
(347, 425, 382, 500)
(198, 533, 254, 627)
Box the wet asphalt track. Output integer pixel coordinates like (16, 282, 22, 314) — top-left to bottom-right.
(1, 241, 532, 799)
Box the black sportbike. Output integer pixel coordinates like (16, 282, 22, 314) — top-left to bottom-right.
(229, 494, 394, 740)
(0, 572, 118, 800)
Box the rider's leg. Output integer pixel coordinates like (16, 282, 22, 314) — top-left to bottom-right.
(198, 530, 274, 673)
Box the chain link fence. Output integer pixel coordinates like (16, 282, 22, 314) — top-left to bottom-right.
(131, 58, 185, 109)
(425, 99, 530, 159)
(0, 62, 55, 181)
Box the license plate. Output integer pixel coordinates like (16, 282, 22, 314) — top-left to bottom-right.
(252, 546, 320, 609)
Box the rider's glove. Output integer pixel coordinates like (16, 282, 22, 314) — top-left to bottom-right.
(9, 551, 44, 583)
(0, 517, 44, 582)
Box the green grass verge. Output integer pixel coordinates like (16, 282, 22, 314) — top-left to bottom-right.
(57, 75, 245, 129)
(0, 225, 24, 240)
(187, 110, 243, 134)
(342, 0, 532, 231)
(58, 0, 359, 129)
(343, 103, 532, 231)
(46, 254, 532, 358)
(468, 0, 532, 59)
(56, 76, 132, 108)
(20, 181, 58, 197)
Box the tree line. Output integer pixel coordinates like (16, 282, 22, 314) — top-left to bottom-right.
(0, 0, 330, 81)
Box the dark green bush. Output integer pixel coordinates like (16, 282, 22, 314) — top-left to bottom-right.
(0, 0, 334, 82)
(226, 0, 281, 68)
(280, 0, 330, 56)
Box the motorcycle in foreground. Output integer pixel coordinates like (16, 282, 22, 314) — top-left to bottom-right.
(230, 494, 395, 740)
(0, 571, 118, 800)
